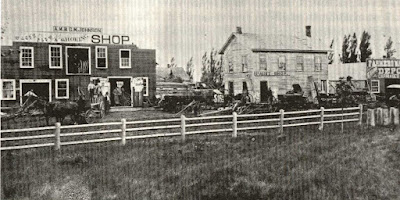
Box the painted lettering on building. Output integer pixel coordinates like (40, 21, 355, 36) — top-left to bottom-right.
(91, 35, 130, 44)
(254, 71, 289, 76)
(53, 26, 102, 33)
(377, 67, 400, 78)
(367, 59, 400, 79)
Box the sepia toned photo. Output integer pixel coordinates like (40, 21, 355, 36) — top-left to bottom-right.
(1, 0, 399, 199)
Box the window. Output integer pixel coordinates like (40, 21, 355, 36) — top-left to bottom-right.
(142, 77, 149, 96)
(1, 79, 16, 100)
(96, 46, 108, 68)
(55, 79, 69, 99)
(243, 82, 248, 93)
(371, 80, 380, 93)
(314, 56, 322, 71)
(20, 47, 34, 68)
(66, 46, 91, 75)
(241, 55, 248, 72)
(120, 49, 131, 68)
(296, 56, 304, 71)
(49, 45, 62, 69)
(321, 80, 327, 93)
(228, 61, 233, 73)
(278, 56, 286, 71)
(259, 54, 267, 71)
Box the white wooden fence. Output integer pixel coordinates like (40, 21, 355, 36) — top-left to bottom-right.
(0, 106, 365, 151)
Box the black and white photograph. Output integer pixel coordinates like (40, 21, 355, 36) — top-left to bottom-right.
(1, 0, 400, 199)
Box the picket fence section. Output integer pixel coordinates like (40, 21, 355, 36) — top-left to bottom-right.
(0, 105, 363, 151)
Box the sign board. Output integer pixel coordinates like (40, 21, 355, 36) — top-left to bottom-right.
(53, 26, 102, 33)
(254, 71, 289, 76)
(14, 32, 132, 45)
(367, 59, 400, 79)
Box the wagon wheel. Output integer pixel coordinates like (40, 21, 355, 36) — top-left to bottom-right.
(85, 109, 97, 124)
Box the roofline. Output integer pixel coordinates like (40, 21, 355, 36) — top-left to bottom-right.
(218, 33, 236, 54)
(252, 48, 330, 53)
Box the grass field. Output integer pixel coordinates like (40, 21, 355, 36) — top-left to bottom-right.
(2, 121, 400, 200)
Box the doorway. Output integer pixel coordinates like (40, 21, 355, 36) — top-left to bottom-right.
(20, 80, 51, 105)
(108, 78, 132, 106)
(260, 81, 269, 102)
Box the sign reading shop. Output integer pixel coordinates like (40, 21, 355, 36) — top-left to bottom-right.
(14, 26, 132, 45)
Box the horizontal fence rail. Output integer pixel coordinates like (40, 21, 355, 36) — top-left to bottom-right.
(0, 105, 380, 151)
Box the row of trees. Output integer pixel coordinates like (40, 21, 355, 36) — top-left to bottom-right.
(341, 31, 396, 63)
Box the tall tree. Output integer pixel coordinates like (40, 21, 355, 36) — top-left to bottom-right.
(328, 39, 334, 64)
(200, 49, 223, 89)
(384, 36, 396, 58)
(359, 31, 372, 62)
(167, 57, 177, 68)
(186, 57, 194, 82)
(348, 33, 358, 63)
(341, 35, 350, 63)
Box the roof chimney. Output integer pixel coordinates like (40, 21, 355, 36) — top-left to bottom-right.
(236, 27, 242, 34)
(306, 26, 311, 37)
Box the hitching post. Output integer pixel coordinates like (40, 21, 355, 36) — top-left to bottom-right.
(181, 115, 186, 142)
(54, 122, 61, 151)
(232, 112, 238, 138)
(279, 109, 284, 134)
(319, 107, 324, 131)
(121, 118, 126, 146)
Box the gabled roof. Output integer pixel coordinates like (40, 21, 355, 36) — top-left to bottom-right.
(219, 32, 330, 54)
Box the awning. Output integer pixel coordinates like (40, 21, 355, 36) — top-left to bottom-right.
(387, 84, 400, 89)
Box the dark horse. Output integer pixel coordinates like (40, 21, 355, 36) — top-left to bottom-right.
(28, 96, 82, 125)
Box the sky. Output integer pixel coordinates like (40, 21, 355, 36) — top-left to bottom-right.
(2, 0, 400, 81)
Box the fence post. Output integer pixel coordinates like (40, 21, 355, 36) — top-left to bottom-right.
(279, 109, 284, 134)
(181, 115, 186, 142)
(383, 108, 390, 126)
(368, 109, 375, 127)
(358, 104, 363, 126)
(121, 118, 126, 146)
(393, 108, 399, 125)
(54, 122, 61, 151)
(232, 112, 238, 138)
(319, 107, 324, 131)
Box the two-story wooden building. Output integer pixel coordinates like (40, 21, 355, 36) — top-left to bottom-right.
(219, 27, 330, 103)
(1, 30, 156, 108)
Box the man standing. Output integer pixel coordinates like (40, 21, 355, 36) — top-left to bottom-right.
(88, 80, 95, 102)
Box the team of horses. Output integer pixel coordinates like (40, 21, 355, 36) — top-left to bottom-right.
(24, 96, 88, 125)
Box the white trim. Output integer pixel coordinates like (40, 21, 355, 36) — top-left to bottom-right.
(55, 79, 69, 99)
(49, 45, 63, 69)
(19, 46, 34, 68)
(65, 46, 91, 75)
(119, 49, 131, 68)
(107, 76, 133, 106)
(142, 77, 149, 96)
(19, 79, 52, 105)
(0, 79, 16, 100)
(95, 46, 108, 69)
(371, 80, 380, 93)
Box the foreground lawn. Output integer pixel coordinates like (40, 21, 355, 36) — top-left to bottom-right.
(2, 124, 400, 199)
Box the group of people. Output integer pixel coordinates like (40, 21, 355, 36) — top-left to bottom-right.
(88, 79, 110, 111)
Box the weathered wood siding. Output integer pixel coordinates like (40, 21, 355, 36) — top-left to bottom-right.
(222, 36, 328, 103)
(1, 42, 156, 107)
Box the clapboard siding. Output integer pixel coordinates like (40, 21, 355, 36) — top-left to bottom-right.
(1, 42, 156, 107)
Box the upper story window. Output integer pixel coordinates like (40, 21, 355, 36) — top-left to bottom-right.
(228, 61, 233, 73)
(371, 80, 380, 93)
(278, 56, 286, 71)
(296, 56, 304, 71)
(259, 54, 267, 71)
(314, 56, 322, 71)
(1, 79, 16, 100)
(20, 47, 34, 68)
(96, 46, 108, 68)
(241, 55, 248, 72)
(120, 49, 131, 68)
(66, 46, 91, 75)
(49, 45, 62, 69)
(55, 79, 69, 99)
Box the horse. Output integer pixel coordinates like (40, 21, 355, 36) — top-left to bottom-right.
(28, 96, 82, 125)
